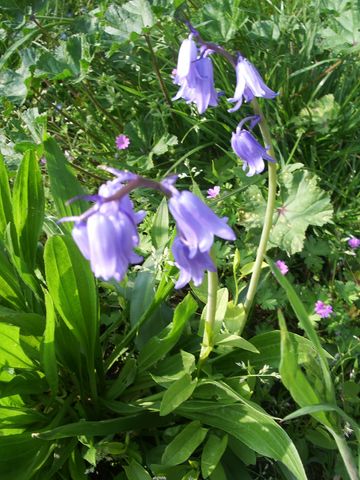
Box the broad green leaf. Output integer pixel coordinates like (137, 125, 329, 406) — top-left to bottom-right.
(105, 357, 137, 400)
(35, 36, 90, 82)
(201, 433, 228, 478)
(104, 1, 155, 40)
(214, 333, 259, 353)
(44, 235, 98, 361)
(12, 150, 44, 269)
(278, 310, 332, 428)
(0, 154, 13, 235)
(124, 459, 152, 480)
(151, 351, 196, 387)
(41, 292, 58, 395)
(0, 70, 27, 104)
(161, 421, 208, 466)
(0, 247, 26, 310)
(178, 381, 308, 480)
(0, 323, 34, 368)
(270, 260, 335, 405)
(0, 434, 52, 480)
(212, 330, 331, 373)
(43, 137, 85, 221)
(240, 165, 333, 254)
(138, 294, 197, 371)
(0, 371, 47, 399)
(160, 373, 197, 416)
(36, 412, 168, 440)
(228, 436, 256, 466)
(0, 305, 44, 336)
(151, 197, 169, 250)
(295, 94, 340, 134)
(20, 107, 47, 144)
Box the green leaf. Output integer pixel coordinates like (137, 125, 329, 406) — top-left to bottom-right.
(278, 310, 332, 428)
(178, 381, 308, 480)
(41, 292, 58, 395)
(214, 333, 259, 353)
(295, 94, 340, 134)
(270, 259, 335, 405)
(160, 373, 197, 416)
(240, 165, 333, 254)
(104, 1, 155, 40)
(12, 150, 44, 269)
(151, 197, 169, 250)
(124, 459, 152, 480)
(0, 70, 27, 104)
(0, 305, 44, 336)
(35, 36, 89, 82)
(0, 246, 26, 310)
(0, 434, 51, 480)
(161, 421, 208, 466)
(36, 412, 168, 440)
(201, 433, 228, 478)
(44, 235, 98, 360)
(138, 294, 197, 371)
(0, 323, 34, 368)
(105, 357, 137, 400)
(43, 137, 85, 222)
(0, 154, 13, 235)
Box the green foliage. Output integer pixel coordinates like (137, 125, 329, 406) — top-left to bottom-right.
(0, 0, 358, 478)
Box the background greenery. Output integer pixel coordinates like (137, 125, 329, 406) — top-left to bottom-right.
(0, 0, 359, 478)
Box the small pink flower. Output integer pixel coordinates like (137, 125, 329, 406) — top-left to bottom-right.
(207, 186, 220, 198)
(314, 300, 333, 318)
(171, 68, 177, 78)
(275, 260, 288, 275)
(115, 134, 130, 150)
(348, 237, 360, 249)
(39, 157, 47, 165)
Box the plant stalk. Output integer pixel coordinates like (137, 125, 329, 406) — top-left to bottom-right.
(330, 429, 359, 480)
(242, 99, 277, 329)
(198, 270, 218, 370)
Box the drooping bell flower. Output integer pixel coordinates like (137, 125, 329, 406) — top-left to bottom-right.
(231, 115, 275, 176)
(228, 55, 278, 112)
(61, 169, 145, 282)
(172, 236, 216, 288)
(173, 39, 218, 114)
(173, 35, 198, 87)
(161, 176, 235, 288)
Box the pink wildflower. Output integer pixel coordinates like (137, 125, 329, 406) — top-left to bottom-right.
(275, 260, 288, 275)
(115, 134, 130, 150)
(314, 300, 333, 318)
(348, 237, 360, 249)
(207, 186, 220, 199)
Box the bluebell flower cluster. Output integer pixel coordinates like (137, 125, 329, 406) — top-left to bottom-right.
(173, 31, 278, 176)
(62, 170, 235, 289)
(173, 36, 218, 114)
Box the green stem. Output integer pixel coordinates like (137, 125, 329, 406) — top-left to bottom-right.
(330, 429, 359, 480)
(198, 270, 218, 370)
(242, 99, 277, 329)
(144, 34, 173, 108)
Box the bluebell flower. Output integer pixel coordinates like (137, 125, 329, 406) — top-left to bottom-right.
(168, 190, 235, 259)
(173, 35, 198, 88)
(161, 178, 235, 287)
(172, 236, 216, 288)
(228, 55, 278, 112)
(231, 116, 275, 176)
(61, 168, 145, 282)
(173, 38, 218, 114)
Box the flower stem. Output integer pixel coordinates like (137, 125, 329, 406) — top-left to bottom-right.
(198, 269, 218, 370)
(242, 99, 277, 330)
(330, 430, 359, 480)
(144, 34, 173, 108)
